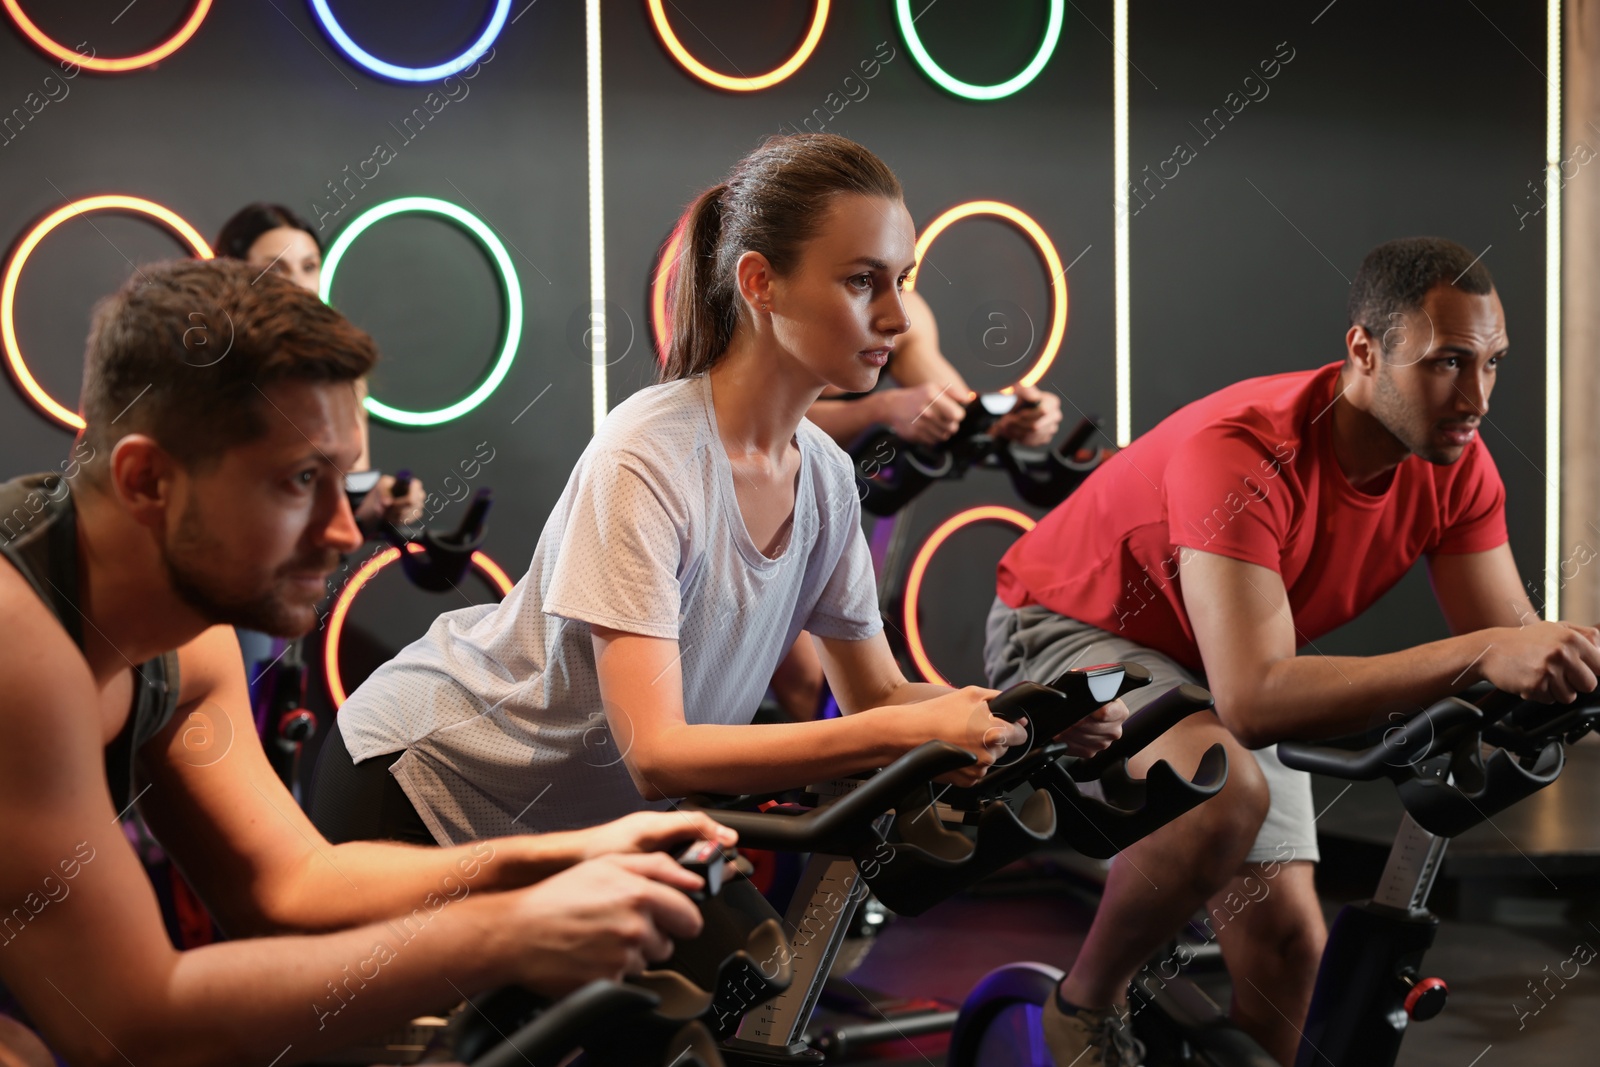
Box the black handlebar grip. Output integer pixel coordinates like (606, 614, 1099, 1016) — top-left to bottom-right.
(441, 487, 494, 547)
(1055, 416, 1099, 460)
(675, 840, 730, 901)
(1277, 697, 1483, 781)
(706, 741, 975, 854)
(1069, 682, 1215, 781)
(987, 682, 1059, 724)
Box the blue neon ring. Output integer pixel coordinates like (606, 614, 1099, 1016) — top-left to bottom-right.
(309, 0, 510, 82)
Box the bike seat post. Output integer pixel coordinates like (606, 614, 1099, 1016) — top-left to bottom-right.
(724, 811, 892, 1062)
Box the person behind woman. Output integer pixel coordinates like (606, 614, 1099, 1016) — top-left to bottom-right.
(215, 204, 425, 680)
(215, 203, 424, 534)
(770, 286, 1067, 720)
(311, 134, 1126, 849)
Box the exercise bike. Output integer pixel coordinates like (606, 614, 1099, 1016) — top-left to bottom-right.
(690, 662, 1228, 1064)
(946, 683, 1600, 1066)
(851, 392, 1112, 519)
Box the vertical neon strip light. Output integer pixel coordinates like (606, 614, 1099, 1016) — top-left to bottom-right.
(1113, 0, 1131, 446)
(586, 0, 608, 431)
(1545, 0, 1561, 620)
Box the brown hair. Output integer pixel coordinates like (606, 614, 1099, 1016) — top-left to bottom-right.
(78, 258, 377, 476)
(663, 133, 903, 381)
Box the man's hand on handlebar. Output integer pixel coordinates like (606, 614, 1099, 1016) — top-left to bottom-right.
(574, 810, 738, 863)
(1477, 620, 1600, 703)
(881, 383, 969, 445)
(500, 852, 707, 997)
(991, 385, 1062, 448)
(1053, 697, 1130, 758)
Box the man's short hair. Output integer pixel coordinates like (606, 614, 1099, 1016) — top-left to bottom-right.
(1347, 237, 1496, 340)
(78, 258, 378, 476)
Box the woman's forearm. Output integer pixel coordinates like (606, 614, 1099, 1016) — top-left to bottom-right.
(626, 713, 916, 799)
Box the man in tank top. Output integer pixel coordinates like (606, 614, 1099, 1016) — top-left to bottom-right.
(0, 259, 730, 1066)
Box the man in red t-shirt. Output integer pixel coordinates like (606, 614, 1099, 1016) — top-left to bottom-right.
(986, 237, 1600, 1066)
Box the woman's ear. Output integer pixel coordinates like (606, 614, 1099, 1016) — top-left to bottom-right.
(734, 250, 776, 315)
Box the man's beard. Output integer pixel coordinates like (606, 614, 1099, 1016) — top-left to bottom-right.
(1372, 363, 1457, 466)
(163, 503, 336, 637)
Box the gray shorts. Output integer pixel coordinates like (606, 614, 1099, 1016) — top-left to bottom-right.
(983, 598, 1318, 866)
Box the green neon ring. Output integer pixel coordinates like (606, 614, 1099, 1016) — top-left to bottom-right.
(894, 0, 1063, 101)
(320, 196, 523, 427)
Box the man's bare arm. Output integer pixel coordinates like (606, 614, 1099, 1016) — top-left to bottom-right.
(139, 628, 726, 935)
(0, 573, 709, 1066)
(1428, 543, 1540, 632)
(1180, 549, 1600, 748)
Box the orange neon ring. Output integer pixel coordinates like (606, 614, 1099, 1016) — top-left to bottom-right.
(2, 0, 213, 72)
(907, 201, 1068, 392)
(324, 543, 516, 708)
(649, 225, 685, 364)
(903, 505, 1035, 686)
(2, 195, 213, 430)
(647, 0, 828, 91)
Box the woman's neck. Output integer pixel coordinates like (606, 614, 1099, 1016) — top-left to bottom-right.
(707, 333, 821, 459)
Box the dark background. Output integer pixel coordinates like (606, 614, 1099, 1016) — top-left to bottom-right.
(0, 1, 1550, 697)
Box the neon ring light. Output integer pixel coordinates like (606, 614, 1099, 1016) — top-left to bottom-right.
(3, 196, 213, 430)
(907, 200, 1067, 391)
(320, 196, 523, 427)
(324, 543, 515, 707)
(649, 225, 686, 364)
(648, 0, 829, 91)
(904, 506, 1035, 686)
(894, 0, 1063, 101)
(309, 0, 510, 82)
(2, 0, 213, 73)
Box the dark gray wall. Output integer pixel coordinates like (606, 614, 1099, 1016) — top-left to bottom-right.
(0, 1, 1550, 695)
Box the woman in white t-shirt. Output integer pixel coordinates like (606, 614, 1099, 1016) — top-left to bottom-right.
(311, 134, 1127, 846)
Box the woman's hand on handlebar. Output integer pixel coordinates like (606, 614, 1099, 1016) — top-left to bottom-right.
(500, 853, 706, 997)
(355, 473, 426, 528)
(992, 385, 1062, 447)
(1054, 698, 1129, 758)
(575, 810, 738, 862)
(914, 686, 1028, 785)
(880, 383, 968, 445)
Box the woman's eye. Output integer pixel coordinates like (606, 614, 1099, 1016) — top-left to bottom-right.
(850, 274, 872, 289)
(296, 469, 316, 486)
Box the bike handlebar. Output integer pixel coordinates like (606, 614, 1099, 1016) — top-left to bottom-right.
(697, 741, 975, 854)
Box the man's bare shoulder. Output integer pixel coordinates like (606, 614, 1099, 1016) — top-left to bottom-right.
(0, 558, 101, 777)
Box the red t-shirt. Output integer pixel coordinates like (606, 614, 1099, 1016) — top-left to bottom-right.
(996, 362, 1508, 672)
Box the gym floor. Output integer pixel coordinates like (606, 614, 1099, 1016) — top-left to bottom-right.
(819, 848, 1600, 1065)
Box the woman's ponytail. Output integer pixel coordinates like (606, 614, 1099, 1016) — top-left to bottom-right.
(664, 182, 734, 381)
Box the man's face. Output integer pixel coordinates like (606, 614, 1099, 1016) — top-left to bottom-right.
(163, 380, 364, 636)
(1363, 284, 1508, 465)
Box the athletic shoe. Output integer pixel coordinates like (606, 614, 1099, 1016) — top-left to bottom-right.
(1041, 995, 1147, 1066)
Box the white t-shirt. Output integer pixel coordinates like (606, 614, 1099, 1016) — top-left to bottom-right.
(336, 375, 883, 843)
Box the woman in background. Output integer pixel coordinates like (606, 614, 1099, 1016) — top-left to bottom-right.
(214, 204, 425, 675)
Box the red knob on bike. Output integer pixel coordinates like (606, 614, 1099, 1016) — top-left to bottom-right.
(278, 709, 316, 744)
(1403, 976, 1447, 1020)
